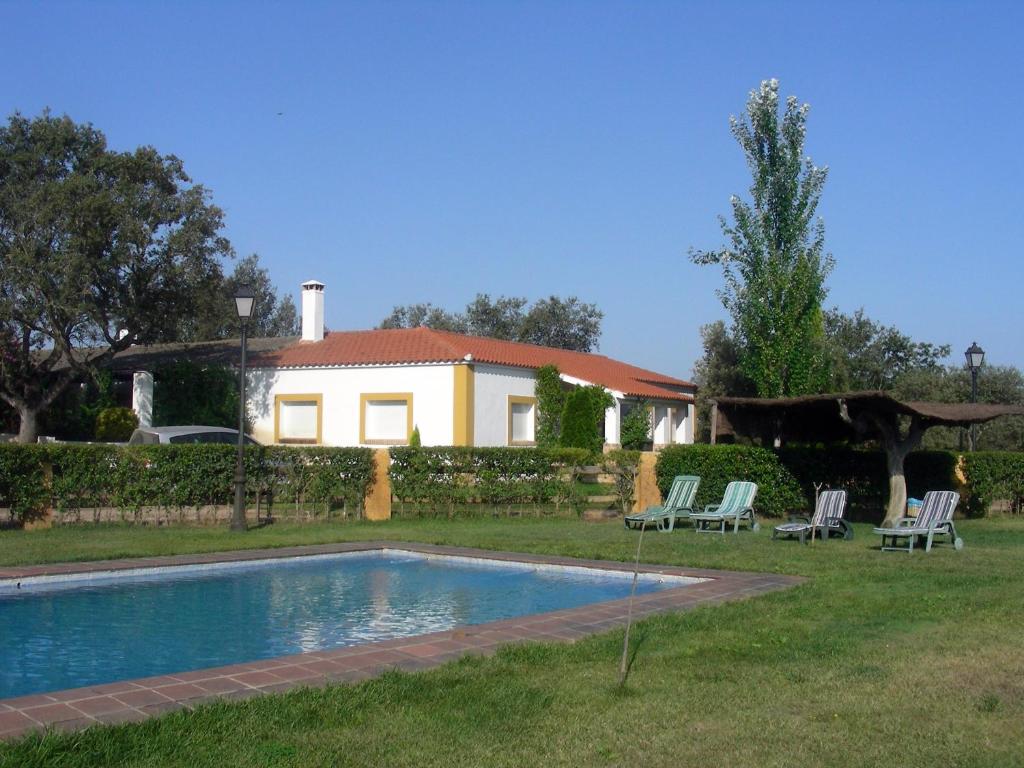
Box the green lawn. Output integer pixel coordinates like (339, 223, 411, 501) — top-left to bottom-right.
(2, 517, 1022, 767)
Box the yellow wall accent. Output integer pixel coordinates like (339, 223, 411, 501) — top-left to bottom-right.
(273, 394, 323, 445)
(633, 451, 661, 513)
(359, 393, 414, 445)
(507, 395, 538, 446)
(453, 364, 475, 446)
(363, 448, 393, 521)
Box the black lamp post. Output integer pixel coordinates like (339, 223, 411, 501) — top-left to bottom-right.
(965, 341, 985, 452)
(230, 284, 255, 531)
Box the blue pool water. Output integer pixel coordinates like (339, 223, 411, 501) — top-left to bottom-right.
(0, 551, 686, 699)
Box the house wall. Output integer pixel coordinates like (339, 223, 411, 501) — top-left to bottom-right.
(247, 364, 455, 447)
(472, 363, 536, 446)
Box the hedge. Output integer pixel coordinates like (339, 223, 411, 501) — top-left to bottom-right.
(775, 447, 959, 521)
(655, 445, 805, 519)
(961, 452, 1024, 516)
(389, 446, 592, 516)
(0, 444, 375, 523)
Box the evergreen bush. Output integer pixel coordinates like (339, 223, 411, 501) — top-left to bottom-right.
(94, 407, 139, 442)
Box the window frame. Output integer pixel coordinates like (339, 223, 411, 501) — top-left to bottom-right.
(359, 392, 414, 445)
(274, 394, 323, 445)
(507, 395, 538, 447)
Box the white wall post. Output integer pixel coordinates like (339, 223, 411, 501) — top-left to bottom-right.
(604, 400, 621, 447)
(132, 371, 154, 427)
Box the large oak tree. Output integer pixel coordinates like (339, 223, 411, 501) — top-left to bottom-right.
(0, 112, 232, 442)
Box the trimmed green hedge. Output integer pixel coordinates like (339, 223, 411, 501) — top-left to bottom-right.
(0, 444, 375, 522)
(961, 452, 1024, 516)
(776, 447, 959, 521)
(389, 447, 591, 516)
(655, 445, 805, 519)
(655, 445, 963, 521)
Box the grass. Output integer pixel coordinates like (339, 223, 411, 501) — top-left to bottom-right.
(1, 516, 1023, 767)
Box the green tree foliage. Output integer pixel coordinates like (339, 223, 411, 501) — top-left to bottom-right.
(534, 364, 567, 448)
(409, 425, 422, 447)
(178, 254, 300, 342)
(893, 364, 1024, 451)
(379, 293, 603, 352)
(94, 407, 139, 442)
(153, 361, 240, 429)
(559, 385, 612, 454)
(691, 79, 833, 397)
(823, 308, 950, 391)
(619, 401, 652, 450)
(560, 389, 596, 452)
(0, 111, 232, 442)
(692, 320, 756, 441)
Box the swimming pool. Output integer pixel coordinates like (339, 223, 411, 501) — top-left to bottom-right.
(0, 549, 696, 699)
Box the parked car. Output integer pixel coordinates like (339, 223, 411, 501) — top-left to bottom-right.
(128, 426, 260, 446)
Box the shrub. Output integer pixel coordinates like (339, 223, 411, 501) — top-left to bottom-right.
(153, 361, 240, 429)
(775, 447, 959, 522)
(961, 452, 1024, 516)
(604, 449, 641, 514)
(619, 401, 651, 450)
(560, 386, 611, 453)
(535, 365, 566, 448)
(0, 444, 51, 522)
(389, 446, 586, 516)
(0, 444, 375, 522)
(409, 425, 422, 447)
(94, 408, 139, 442)
(655, 444, 805, 518)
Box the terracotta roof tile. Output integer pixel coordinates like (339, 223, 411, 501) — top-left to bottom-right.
(253, 327, 694, 402)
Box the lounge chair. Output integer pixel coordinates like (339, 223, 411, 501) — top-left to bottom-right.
(872, 490, 963, 553)
(624, 475, 700, 533)
(772, 489, 851, 544)
(689, 481, 759, 534)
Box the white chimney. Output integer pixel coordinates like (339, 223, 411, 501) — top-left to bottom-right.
(301, 280, 325, 342)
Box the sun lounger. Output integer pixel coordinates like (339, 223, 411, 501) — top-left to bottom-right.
(872, 490, 963, 553)
(773, 489, 850, 544)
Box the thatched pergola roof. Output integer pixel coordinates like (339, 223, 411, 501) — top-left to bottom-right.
(710, 391, 1024, 444)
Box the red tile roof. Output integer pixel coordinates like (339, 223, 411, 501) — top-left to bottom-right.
(252, 327, 695, 402)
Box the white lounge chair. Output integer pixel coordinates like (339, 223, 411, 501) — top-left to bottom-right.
(773, 489, 851, 544)
(624, 475, 700, 532)
(873, 490, 963, 553)
(689, 481, 759, 534)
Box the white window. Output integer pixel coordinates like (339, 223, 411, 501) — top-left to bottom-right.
(508, 397, 537, 445)
(361, 394, 412, 444)
(276, 396, 321, 444)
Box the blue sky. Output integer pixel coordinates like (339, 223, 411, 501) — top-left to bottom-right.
(4, 1, 1022, 379)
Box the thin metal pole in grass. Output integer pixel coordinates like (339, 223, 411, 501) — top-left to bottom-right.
(618, 521, 646, 686)
(810, 482, 823, 544)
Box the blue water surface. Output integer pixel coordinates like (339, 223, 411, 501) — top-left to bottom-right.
(0, 551, 676, 698)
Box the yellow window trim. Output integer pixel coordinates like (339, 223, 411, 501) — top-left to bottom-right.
(360, 393, 414, 445)
(507, 395, 538, 447)
(274, 394, 323, 445)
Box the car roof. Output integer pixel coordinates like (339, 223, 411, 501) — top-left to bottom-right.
(134, 426, 238, 436)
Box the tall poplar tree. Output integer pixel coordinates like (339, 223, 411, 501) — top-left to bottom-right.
(691, 79, 833, 397)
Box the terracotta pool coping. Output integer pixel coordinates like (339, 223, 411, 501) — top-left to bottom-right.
(0, 541, 802, 740)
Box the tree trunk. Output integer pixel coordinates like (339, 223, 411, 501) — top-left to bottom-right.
(878, 416, 924, 527)
(16, 405, 38, 444)
(883, 445, 909, 527)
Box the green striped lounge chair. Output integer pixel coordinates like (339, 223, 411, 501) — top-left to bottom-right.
(772, 489, 851, 544)
(689, 481, 759, 534)
(873, 490, 963, 553)
(624, 475, 700, 533)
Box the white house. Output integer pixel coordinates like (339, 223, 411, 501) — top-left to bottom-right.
(238, 282, 697, 448)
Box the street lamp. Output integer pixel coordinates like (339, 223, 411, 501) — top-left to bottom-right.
(965, 341, 985, 452)
(230, 284, 255, 531)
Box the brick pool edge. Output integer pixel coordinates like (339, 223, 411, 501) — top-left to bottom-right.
(0, 541, 802, 740)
